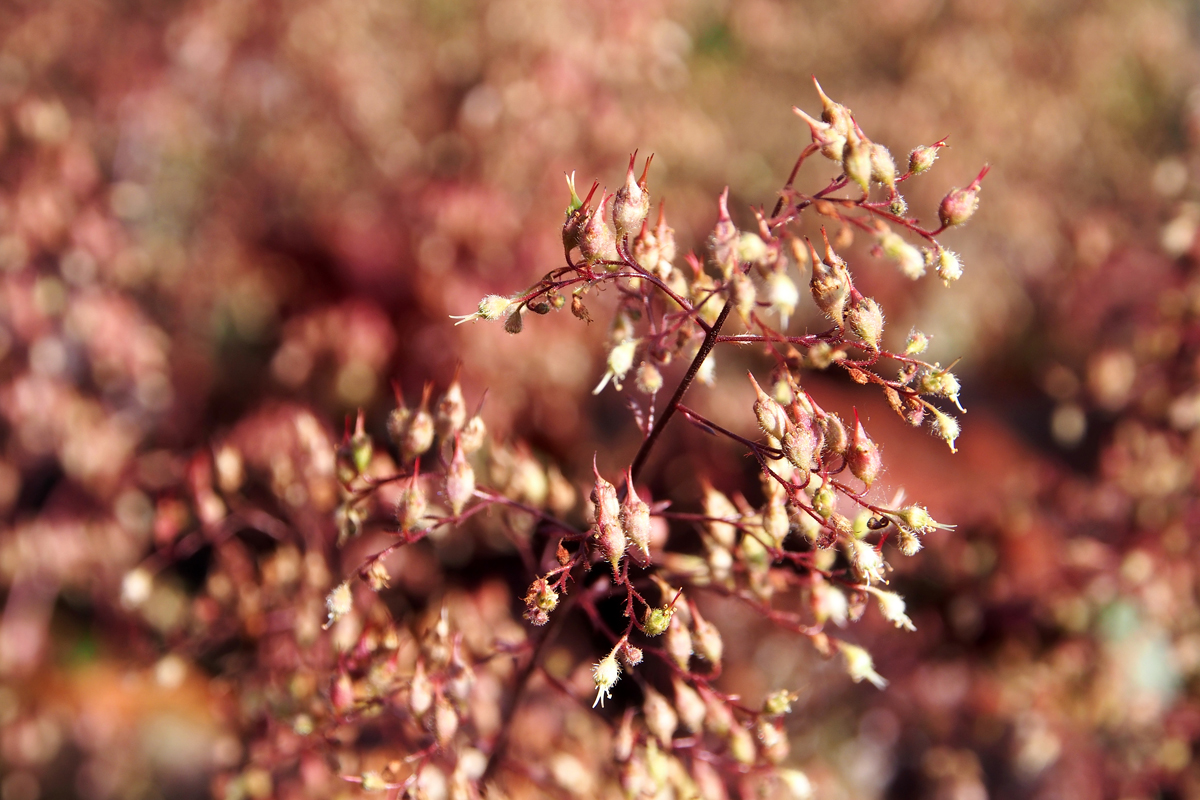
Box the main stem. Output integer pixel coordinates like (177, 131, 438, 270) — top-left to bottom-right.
(630, 299, 733, 483)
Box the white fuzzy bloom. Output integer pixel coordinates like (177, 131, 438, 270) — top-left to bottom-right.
(839, 641, 888, 689)
(324, 582, 353, 629)
(592, 650, 622, 708)
(593, 339, 639, 395)
(868, 587, 916, 631)
(849, 538, 887, 585)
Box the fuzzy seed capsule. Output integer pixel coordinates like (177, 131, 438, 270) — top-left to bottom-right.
(842, 129, 873, 193)
(620, 470, 652, 560)
(749, 372, 789, 441)
(612, 153, 651, 240)
(402, 405, 435, 462)
(869, 143, 896, 191)
(711, 188, 740, 279)
(908, 144, 941, 175)
(938, 165, 989, 228)
(591, 461, 626, 576)
(643, 606, 674, 636)
(579, 192, 619, 267)
(783, 422, 817, 474)
(793, 106, 847, 163)
(644, 688, 678, 747)
(435, 380, 467, 440)
(847, 296, 884, 350)
(807, 239, 851, 326)
(813, 77, 853, 138)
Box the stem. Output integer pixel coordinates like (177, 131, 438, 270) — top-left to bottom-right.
(630, 299, 733, 482)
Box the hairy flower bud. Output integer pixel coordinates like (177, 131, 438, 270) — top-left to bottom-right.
(897, 525, 923, 556)
(849, 538, 886, 585)
(402, 399, 435, 462)
(749, 372, 789, 441)
(908, 142, 943, 175)
(643, 688, 678, 747)
(870, 143, 896, 191)
(612, 152, 651, 240)
(819, 412, 848, 458)
(711, 188, 739, 279)
(690, 605, 723, 667)
(812, 481, 836, 519)
(938, 165, 990, 228)
(654, 204, 677, 277)
(813, 76, 853, 138)
(847, 411, 882, 488)
(842, 128, 873, 193)
(846, 295, 884, 350)
(591, 461, 626, 576)
(643, 605, 674, 636)
(702, 483, 740, 549)
(879, 230, 926, 280)
(664, 613, 693, 670)
(905, 329, 930, 355)
(664, 680, 702, 737)
(620, 470, 652, 560)
(929, 407, 961, 452)
(807, 239, 851, 326)
(763, 497, 789, 548)
(445, 438, 475, 515)
(783, 421, 817, 474)
(730, 270, 757, 323)
(435, 380, 467, 440)
(635, 361, 663, 395)
(451, 294, 514, 325)
(766, 270, 800, 328)
(729, 724, 757, 766)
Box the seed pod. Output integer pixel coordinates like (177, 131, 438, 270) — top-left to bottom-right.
(846, 295, 884, 350)
(445, 438, 475, 515)
(749, 372, 789, 441)
(811, 481, 836, 519)
(783, 421, 817, 474)
(763, 496, 789, 548)
(654, 203, 677, 277)
(664, 612, 693, 670)
(643, 605, 674, 636)
(792, 106, 846, 163)
(846, 410, 882, 488)
(819, 412, 848, 458)
(459, 413, 486, 453)
(402, 386, 435, 461)
(730, 270, 757, 323)
(908, 142, 943, 175)
(690, 604, 723, 667)
(631, 219, 659, 274)
(807, 238, 851, 326)
(562, 172, 597, 256)
(620, 469, 652, 559)
(579, 192, 619, 267)
(397, 475, 428, 532)
(813, 77, 853, 138)
(729, 724, 757, 766)
(612, 152, 652, 240)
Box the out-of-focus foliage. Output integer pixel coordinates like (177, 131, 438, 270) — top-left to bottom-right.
(1, 0, 1199, 798)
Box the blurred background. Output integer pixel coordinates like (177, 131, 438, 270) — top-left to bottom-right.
(1, 0, 1199, 797)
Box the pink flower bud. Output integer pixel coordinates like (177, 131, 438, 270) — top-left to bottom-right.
(846, 410, 882, 488)
(591, 458, 626, 575)
(444, 437, 475, 515)
(907, 141, 945, 175)
(749, 372, 788, 441)
(938, 164, 990, 228)
(807, 237, 851, 326)
(711, 187, 739, 279)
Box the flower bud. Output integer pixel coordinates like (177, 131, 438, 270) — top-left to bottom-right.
(435, 380, 467, 440)
(643, 605, 674, 636)
(819, 412, 848, 457)
(562, 172, 596, 255)
(397, 476, 428, 533)
(409, 660, 433, 715)
(664, 613, 693, 670)
(593, 649, 622, 708)
(434, 696, 459, 745)
(619, 641, 643, 668)
(763, 689, 796, 717)
(631, 221, 659, 274)
(673, 678, 706, 733)
(579, 192, 619, 267)
(643, 688, 678, 747)
(838, 641, 887, 688)
(783, 421, 817, 475)
(879, 230, 926, 280)
(811, 481, 836, 519)
(897, 526, 922, 556)
(612, 152, 651, 240)
(749, 372, 789, 441)
(702, 689, 735, 736)
(842, 128, 873, 193)
(867, 586, 916, 631)
(807, 238, 851, 326)
(711, 188, 739, 279)
(919, 365, 964, 411)
(504, 307, 523, 334)
(445, 438, 475, 515)
(690, 605, 723, 667)
(846, 295, 884, 350)
(938, 164, 990, 228)
(620, 470, 652, 559)
(905, 329, 930, 355)
(730, 269, 757, 323)
(654, 203, 677, 277)
(765, 270, 800, 328)
(846, 411, 882, 488)
(702, 483, 740, 549)
(402, 395, 435, 462)
(870, 143, 896, 191)
(908, 143, 942, 175)
(635, 361, 663, 394)
(591, 461, 626, 576)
